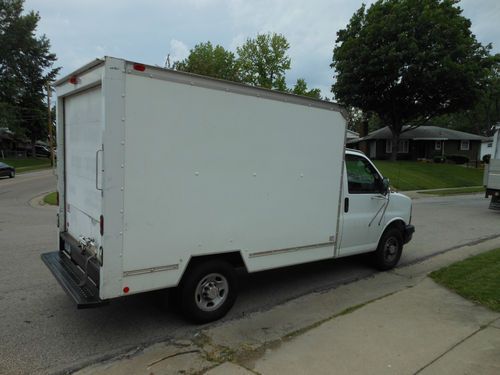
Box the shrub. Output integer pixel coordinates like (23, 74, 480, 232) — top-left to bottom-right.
(446, 154, 469, 164)
(433, 155, 446, 163)
(482, 154, 491, 164)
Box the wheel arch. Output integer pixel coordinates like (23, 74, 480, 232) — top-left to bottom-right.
(378, 218, 406, 244)
(179, 251, 247, 284)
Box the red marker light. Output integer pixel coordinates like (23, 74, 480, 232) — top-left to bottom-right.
(133, 63, 146, 72)
(123, 287, 130, 293)
(100, 215, 104, 236)
(69, 76, 79, 84)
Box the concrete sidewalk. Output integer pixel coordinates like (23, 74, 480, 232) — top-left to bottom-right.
(243, 278, 500, 375)
(75, 237, 500, 375)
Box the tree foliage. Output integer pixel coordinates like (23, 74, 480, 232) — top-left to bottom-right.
(332, 0, 496, 160)
(173, 42, 240, 82)
(0, 0, 59, 145)
(236, 32, 291, 90)
(172, 33, 322, 99)
(433, 62, 500, 135)
(291, 78, 322, 99)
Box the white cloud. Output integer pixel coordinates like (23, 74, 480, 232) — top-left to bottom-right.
(168, 39, 190, 64)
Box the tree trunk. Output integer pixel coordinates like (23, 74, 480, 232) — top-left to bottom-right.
(31, 137, 36, 158)
(390, 131, 400, 162)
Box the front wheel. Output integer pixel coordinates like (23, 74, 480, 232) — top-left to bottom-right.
(9, 170, 15, 178)
(178, 260, 237, 323)
(373, 227, 403, 270)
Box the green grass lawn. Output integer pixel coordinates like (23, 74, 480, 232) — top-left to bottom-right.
(430, 248, 500, 312)
(1, 157, 52, 173)
(374, 161, 483, 190)
(43, 192, 58, 205)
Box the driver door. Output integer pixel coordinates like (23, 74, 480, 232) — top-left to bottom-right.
(339, 154, 387, 256)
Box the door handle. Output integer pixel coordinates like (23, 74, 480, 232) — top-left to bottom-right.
(344, 197, 349, 213)
(95, 149, 103, 191)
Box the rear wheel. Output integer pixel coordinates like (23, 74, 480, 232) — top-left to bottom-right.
(178, 260, 237, 323)
(9, 170, 15, 178)
(373, 227, 403, 270)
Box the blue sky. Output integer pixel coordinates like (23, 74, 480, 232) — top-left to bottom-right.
(25, 0, 500, 97)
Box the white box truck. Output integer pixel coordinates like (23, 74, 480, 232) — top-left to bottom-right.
(42, 57, 414, 323)
(484, 124, 500, 210)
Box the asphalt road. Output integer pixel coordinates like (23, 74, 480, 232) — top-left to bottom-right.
(1, 171, 499, 375)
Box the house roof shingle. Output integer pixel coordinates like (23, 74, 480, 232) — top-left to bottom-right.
(359, 126, 486, 142)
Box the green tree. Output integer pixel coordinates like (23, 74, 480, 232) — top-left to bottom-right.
(434, 61, 500, 135)
(291, 78, 322, 99)
(0, 0, 59, 151)
(237, 32, 291, 90)
(332, 0, 495, 160)
(173, 41, 240, 82)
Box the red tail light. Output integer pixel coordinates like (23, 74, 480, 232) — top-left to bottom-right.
(100, 215, 104, 236)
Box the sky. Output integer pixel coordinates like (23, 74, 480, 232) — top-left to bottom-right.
(25, 0, 500, 98)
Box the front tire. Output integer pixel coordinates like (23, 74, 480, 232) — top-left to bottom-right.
(178, 260, 237, 323)
(9, 170, 15, 178)
(373, 227, 403, 270)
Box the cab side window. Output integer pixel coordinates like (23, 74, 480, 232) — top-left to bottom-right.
(346, 154, 382, 194)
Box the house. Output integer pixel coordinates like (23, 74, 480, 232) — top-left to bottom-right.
(346, 129, 359, 142)
(0, 127, 15, 155)
(352, 125, 486, 161)
(481, 137, 494, 160)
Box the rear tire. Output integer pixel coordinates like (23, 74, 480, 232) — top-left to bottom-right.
(9, 171, 15, 178)
(178, 260, 237, 324)
(373, 227, 403, 270)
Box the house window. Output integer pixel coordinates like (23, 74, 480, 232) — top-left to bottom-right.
(386, 139, 409, 154)
(460, 140, 470, 151)
(386, 140, 392, 153)
(435, 141, 441, 151)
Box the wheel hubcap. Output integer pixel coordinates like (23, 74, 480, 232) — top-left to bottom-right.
(384, 237, 399, 262)
(195, 273, 228, 312)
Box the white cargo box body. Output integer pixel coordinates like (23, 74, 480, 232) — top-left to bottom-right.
(53, 57, 347, 301)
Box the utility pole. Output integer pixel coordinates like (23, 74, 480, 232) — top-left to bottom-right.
(47, 82, 54, 167)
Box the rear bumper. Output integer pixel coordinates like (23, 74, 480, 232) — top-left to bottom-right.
(489, 194, 500, 210)
(41, 251, 107, 308)
(404, 224, 415, 244)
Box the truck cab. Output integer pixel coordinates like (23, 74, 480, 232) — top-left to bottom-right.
(340, 149, 413, 268)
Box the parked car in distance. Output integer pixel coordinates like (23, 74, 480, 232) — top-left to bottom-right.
(26, 145, 51, 158)
(0, 162, 15, 178)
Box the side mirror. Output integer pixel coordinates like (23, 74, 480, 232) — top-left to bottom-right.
(382, 177, 390, 196)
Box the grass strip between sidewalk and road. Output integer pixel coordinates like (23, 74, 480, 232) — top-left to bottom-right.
(43, 192, 57, 206)
(374, 161, 483, 191)
(430, 248, 500, 312)
(2, 157, 52, 173)
(417, 186, 485, 196)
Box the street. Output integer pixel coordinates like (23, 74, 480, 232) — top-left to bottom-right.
(1, 171, 499, 375)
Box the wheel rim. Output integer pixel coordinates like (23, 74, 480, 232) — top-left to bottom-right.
(383, 236, 399, 263)
(194, 273, 229, 312)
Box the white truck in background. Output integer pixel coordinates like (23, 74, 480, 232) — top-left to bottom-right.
(484, 124, 500, 210)
(42, 57, 414, 323)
